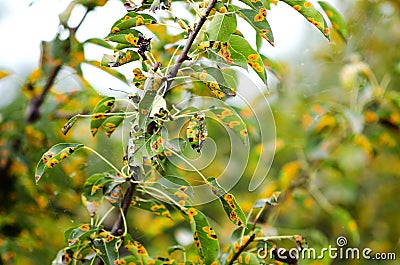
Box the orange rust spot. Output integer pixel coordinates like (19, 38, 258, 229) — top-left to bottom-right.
(293, 5, 301, 11)
(112, 27, 120, 33)
(245, 253, 251, 263)
(212, 41, 220, 49)
(254, 13, 264, 22)
(188, 208, 198, 216)
(229, 121, 240, 127)
(199, 70, 207, 81)
(304, 2, 312, 8)
(233, 241, 240, 252)
(260, 8, 267, 17)
(135, 16, 144, 26)
(218, 42, 233, 64)
(247, 53, 259, 61)
(208, 82, 219, 89)
(79, 224, 90, 231)
(219, 6, 227, 13)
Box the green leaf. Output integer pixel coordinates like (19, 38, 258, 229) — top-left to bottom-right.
(93, 236, 120, 265)
(123, 234, 150, 263)
(35, 143, 84, 183)
(237, 252, 260, 265)
(281, 0, 330, 40)
(318, 1, 348, 41)
(188, 65, 237, 99)
(148, 178, 193, 207)
(159, 175, 194, 199)
(228, 35, 267, 84)
(331, 207, 360, 245)
(65, 224, 100, 246)
(209, 105, 248, 143)
(186, 112, 208, 152)
(206, 41, 248, 70)
(237, 8, 274, 46)
(138, 89, 158, 128)
(110, 12, 157, 33)
(146, 133, 165, 155)
(238, 0, 263, 10)
(204, 38, 266, 84)
(84, 38, 114, 49)
(90, 97, 115, 136)
(185, 208, 219, 264)
(104, 184, 123, 207)
(83, 172, 124, 215)
(81, 172, 117, 216)
(208, 177, 247, 227)
(84, 60, 128, 84)
(131, 196, 172, 219)
(84, 173, 115, 196)
(105, 29, 144, 47)
(132, 67, 147, 89)
(102, 112, 125, 137)
(101, 50, 141, 67)
(61, 114, 80, 135)
(206, 9, 237, 42)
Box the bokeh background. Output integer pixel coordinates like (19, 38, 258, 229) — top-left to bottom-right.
(0, 0, 399, 264)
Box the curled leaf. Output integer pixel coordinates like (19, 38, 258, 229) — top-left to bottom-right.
(35, 143, 84, 183)
(61, 114, 80, 135)
(186, 112, 208, 152)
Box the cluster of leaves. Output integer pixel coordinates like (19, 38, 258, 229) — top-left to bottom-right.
(10, 0, 400, 265)
(25, 0, 350, 264)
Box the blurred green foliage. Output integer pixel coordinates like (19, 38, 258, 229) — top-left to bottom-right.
(0, 0, 399, 264)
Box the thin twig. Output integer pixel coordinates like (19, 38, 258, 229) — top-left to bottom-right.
(111, 181, 137, 236)
(95, 181, 137, 265)
(25, 64, 63, 123)
(25, 9, 91, 123)
(227, 233, 256, 265)
(165, 0, 218, 91)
